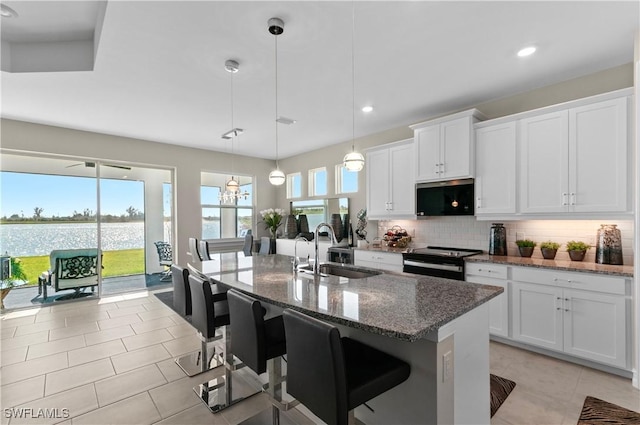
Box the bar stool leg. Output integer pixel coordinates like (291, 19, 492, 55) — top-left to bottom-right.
(193, 325, 262, 413)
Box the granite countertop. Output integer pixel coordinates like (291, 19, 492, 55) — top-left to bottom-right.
(199, 253, 503, 342)
(467, 254, 634, 277)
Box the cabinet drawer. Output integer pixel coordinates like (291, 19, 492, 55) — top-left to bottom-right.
(354, 250, 403, 267)
(511, 267, 626, 295)
(465, 263, 507, 280)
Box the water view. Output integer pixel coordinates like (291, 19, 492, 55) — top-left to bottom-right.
(0, 222, 218, 256)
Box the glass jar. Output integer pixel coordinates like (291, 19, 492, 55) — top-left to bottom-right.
(595, 224, 623, 265)
(489, 223, 507, 256)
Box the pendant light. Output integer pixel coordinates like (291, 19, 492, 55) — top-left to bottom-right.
(219, 59, 249, 203)
(268, 17, 286, 186)
(343, 3, 365, 172)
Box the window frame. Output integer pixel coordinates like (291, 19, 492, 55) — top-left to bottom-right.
(308, 167, 328, 197)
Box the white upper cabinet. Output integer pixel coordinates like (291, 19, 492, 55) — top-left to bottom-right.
(519, 111, 570, 214)
(569, 97, 628, 212)
(519, 96, 629, 215)
(366, 139, 415, 220)
(411, 109, 485, 182)
(475, 121, 517, 215)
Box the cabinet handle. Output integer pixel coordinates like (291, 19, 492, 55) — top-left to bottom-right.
(553, 278, 573, 283)
(561, 193, 568, 206)
(570, 192, 576, 205)
(564, 298, 569, 301)
(476, 197, 482, 209)
(556, 307, 561, 311)
(556, 297, 562, 300)
(388, 202, 393, 210)
(564, 309, 570, 312)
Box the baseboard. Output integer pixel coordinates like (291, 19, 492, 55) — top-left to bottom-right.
(490, 336, 633, 379)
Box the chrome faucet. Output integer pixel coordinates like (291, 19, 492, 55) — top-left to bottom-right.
(293, 236, 309, 271)
(314, 222, 338, 275)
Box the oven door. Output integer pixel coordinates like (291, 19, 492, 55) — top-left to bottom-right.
(402, 256, 464, 280)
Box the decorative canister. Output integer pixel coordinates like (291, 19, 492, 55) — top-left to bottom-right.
(595, 224, 623, 265)
(489, 223, 507, 256)
(330, 214, 343, 242)
(285, 214, 298, 239)
(298, 214, 309, 233)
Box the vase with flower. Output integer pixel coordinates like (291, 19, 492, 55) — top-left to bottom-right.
(260, 208, 286, 240)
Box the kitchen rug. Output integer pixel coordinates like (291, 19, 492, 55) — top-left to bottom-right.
(577, 396, 640, 424)
(490, 374, 516, 417)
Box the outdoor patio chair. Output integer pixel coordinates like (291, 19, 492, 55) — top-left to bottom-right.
(154, 241, 173, 281)
(39, 248, 101, 300)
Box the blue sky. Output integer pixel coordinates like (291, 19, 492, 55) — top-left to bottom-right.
(1, 172, 145, 217)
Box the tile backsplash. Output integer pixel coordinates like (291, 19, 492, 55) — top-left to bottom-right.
(376, 217, 635, 265)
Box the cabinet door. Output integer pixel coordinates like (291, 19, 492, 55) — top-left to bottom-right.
(465, 273, 508, 338)
(563, 289, 626, 368)
(441, 116, 473, 179)
(475, 122, 516, 215)
(569, 97, 628, 212)
(511, 281, 563, 351)
(519, 111, 569, 213)
(388, 143, 415, 216)
(414, 125, 441, 181)
(366, 148, 391, 218)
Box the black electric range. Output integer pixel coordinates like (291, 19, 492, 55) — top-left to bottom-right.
(402, 246, 483, 280)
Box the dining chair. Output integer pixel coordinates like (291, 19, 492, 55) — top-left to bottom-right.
(200, 240, 212, 261)
(243, 230, 253, 256)
(189, 237, 202, 262)
(259, 237, 271, 255)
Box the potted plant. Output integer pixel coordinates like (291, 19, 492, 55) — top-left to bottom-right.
(540, 241, 560, 260)
(515, 239, 536, 257)
(0, 256, 28, 309)
(566, 240, 590, 261)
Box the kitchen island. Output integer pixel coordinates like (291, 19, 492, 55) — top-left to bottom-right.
(198, 253, 503, 424)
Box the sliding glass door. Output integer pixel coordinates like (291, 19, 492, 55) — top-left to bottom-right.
(0, 152, 174, 308)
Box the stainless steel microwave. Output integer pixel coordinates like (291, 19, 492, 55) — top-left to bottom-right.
(416, 179, 474, 218)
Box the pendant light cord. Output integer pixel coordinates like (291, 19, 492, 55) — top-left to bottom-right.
(274, 30, 280, 169)
(351, 1, 356, 154)
(230, 65, 235, 175)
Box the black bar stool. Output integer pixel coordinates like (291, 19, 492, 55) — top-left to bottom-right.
(282, 309, 411, 425)
(227, 289, 297, 425)
(174, 272, 227, 377)
(190, 276, 261, 412)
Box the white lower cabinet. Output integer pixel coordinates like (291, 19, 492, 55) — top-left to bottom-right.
(510, 267, 628, 369)
(354, 250, 403, 273)
(465, 263, 509, 338)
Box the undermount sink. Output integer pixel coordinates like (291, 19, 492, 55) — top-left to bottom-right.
(297, 264, 382, 279)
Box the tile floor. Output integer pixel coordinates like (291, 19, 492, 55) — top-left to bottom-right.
(1, 289, 638, 425)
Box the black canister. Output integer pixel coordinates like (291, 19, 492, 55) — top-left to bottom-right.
(489, 223, 507, 256)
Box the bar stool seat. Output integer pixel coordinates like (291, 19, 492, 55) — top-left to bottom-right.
(227, 289, 296, 425)
(282, 308, 411, 425)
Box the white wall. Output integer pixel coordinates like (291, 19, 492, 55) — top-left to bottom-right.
(0, 119, 277, 267)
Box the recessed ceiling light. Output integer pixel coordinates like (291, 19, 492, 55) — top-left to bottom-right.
(276, 116, 296, 125)
(517, 46, 536, 57)
(0, 4, 18, 18)
(361, 105, 373, 113)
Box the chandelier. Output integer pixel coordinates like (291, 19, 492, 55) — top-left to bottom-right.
(219, 59, 249, 204)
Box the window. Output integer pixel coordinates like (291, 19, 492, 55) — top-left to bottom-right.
(200, 172, 253, 239)
(335, 164, 358, 194)
(286, 172, 302, 199)
(308, 167, 327, 197)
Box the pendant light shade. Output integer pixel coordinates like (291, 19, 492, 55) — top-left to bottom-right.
(343, 150, 365, 172)
(344, 3, 365, 173)
(268, 169, 285, 186)
(225, 177, 240, 192)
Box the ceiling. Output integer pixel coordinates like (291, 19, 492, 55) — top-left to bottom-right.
(1, 1, 638, 160)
